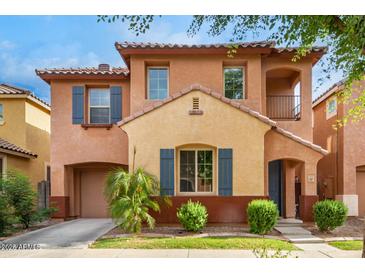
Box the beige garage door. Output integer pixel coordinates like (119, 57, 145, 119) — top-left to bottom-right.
(357, 170, 365, 217)
(80, 169, 109, 218)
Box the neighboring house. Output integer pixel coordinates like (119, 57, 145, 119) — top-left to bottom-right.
(313, 79, 365, 217)
(0, 84, 51, 191)
(36, 41, 328, 222)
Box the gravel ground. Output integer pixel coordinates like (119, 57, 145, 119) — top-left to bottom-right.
(304, 217, 365, 238)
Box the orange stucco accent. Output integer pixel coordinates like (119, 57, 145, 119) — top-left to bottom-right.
(49, 79, 130, 198)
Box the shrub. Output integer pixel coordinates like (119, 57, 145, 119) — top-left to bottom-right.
(177, 200, 208, 232)
(313, 200, 348, 232)
(105, 167, 170, 233)
(0, 177, 19, 236)
(0, 191, 17, 236)
(2, 171, 36, 228)
(247, 199, 279, 235)
(31, 207, 58, 223)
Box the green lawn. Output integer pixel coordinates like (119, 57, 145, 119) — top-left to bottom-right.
(91, 236, 297, 250)
(328, 240, 363, 250)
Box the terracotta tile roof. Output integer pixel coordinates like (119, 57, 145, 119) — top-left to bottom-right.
(118, 83, 328, 155)
(115, 41, 276, 49)
(273, 47, 327, 54)
(312, 79, 345, 108)
(35, 67, 129, 76)
(0, 83, 50, 108)
(0, 138, 37, 158)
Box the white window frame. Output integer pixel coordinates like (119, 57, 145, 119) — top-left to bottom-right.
(88, 88, 111, 124)
(177, 148, 215, 195)
(0, 103, 4, 125)
(0, 154, 7, 178)
(147, 66, 169, 100)
(223, 66, 245, 100)
(326, 96, 337, 120)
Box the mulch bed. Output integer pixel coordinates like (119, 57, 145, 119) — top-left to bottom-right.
(304, 217, 364, 238)
(105, 223, 283, 239)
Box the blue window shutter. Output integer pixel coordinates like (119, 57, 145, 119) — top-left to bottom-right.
(72, 86, 84, 124)
(218, 148, 233, 196)
(110, 86, 122, 123)
(160, 149, 174, 196)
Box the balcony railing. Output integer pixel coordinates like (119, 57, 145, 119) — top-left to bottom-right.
(267, 95, 301, 120)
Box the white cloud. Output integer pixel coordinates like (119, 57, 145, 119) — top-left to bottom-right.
(0, 40, 16, 50)
(0, 40, 104, 103)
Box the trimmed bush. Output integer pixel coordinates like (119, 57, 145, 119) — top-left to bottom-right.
(177, 200, 208, 232)
(313, 200, 348, 232)
(247, 199, 279, 235)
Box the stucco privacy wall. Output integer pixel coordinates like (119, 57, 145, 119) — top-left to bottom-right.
(50, 79, 130, 197)
(122, 90, 271, 196)
(129, 54, 263, 114)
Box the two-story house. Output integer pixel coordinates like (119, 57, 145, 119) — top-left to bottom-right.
(313, 79, 365, 217)
(0, 84, 51, 190)
(36, 41, 327, 222)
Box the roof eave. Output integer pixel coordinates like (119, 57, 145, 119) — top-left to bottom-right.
(0, 148, 37, 159)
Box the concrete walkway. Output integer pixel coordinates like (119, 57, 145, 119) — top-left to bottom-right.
(275, 222, 324, 243)
(2, 219, 115, 248)
(0, 248, 361, 258)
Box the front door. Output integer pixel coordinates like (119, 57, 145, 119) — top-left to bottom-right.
(269, 160, 284, 216)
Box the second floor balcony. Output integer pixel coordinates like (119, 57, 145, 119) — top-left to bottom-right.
(266, 95, 301, 120)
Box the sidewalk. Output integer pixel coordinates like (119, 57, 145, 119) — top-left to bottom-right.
(0, 248, 362, 258)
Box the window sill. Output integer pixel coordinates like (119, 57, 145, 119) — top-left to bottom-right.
(81, 123, 113, 130)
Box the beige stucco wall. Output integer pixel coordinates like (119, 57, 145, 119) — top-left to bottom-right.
(122, 90, 271, 196)
(0, 98, 27, 147)
(0, 97, 50, 187)
(50, 79, 130, 196)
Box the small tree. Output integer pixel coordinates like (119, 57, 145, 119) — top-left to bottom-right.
(104, 167, 167, 233)
(2, 171, 36, 228)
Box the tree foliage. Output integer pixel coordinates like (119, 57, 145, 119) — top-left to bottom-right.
(98, 15, 365, 126)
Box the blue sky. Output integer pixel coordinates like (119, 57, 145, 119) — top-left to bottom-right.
(0, 16, 341, 103)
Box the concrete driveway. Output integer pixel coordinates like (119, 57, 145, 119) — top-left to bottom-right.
(2, 219, 115, 248)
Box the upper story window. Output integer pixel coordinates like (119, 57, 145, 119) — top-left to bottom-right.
(147, 67, 168, 100)
(224, 67, 245, 99)
(89, 88, 110, 124)
(0, 104, 4, 125)
(326, 96, 337, 120)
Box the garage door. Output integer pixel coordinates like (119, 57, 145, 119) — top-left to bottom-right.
(357, 170, 365, 217)
(80, 169, 109, 218)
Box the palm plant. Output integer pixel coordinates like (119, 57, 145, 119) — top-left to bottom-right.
(104, 167, 167, 233)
